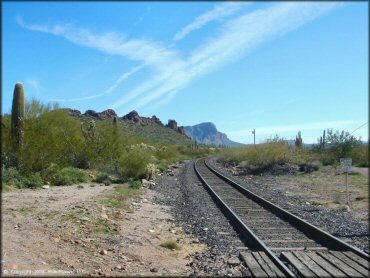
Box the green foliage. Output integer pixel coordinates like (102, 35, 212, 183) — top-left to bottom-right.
(119, 145, 154, 179)
(324, 129, 362, 158)
(2, 166, 22, 188)
(347, 144, 369, 167)
(219, 142, 290, 170)
(129, 180, 142, 189)
(145, 163, 159, 180)
(20, 173, 44, 188)
(53, 167, 88, 186)
(93, 172, 110, 183)
(295, 131, 303, 147)
(11, 83, 26, 158)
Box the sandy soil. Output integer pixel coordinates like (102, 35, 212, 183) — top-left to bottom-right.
(2, 182, 207, 276)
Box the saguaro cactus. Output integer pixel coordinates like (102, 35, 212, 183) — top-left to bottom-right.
(11, 83, 26, 151)
(295, 131, 303, 147)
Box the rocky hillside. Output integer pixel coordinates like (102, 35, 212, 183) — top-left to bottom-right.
(184, 122, 243, 147)
(64, 108, 191, 145)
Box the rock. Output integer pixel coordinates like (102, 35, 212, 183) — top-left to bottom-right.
(166, 119, 178, 130)
(42, 185, 50, 189)
(203, 228, 208, 231)
(80, 217, 90, 223)
(100, 249, 108, 255)
(100, 214, 109, 220)
(192, 239, 200, 244)
(227, 257, 240, 266)
(74, 239, 82, 244)
(149, 229, 155, 233)
(84, 110, 99, 117)
(342, 205, 351, 212)
(150, 267, 158, 273)
(99, 109, 117, 119)
(62, 108, 81, 117)
(115, 265, 123, 270)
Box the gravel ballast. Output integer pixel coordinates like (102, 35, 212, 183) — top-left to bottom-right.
(153, 160, 251, 276)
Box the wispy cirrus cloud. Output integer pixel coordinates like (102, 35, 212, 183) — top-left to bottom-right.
(173, 2, 249, 41)
(17, 2, 340, 111)
(26, 78, 44, 94)
(16, 15, 181, 73)
(48, 64, 144, 102)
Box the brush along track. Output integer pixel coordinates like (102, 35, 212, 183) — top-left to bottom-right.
(194, 158, 369, 277)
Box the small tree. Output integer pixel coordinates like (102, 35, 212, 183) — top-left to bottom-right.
(325, 129, 362, 158)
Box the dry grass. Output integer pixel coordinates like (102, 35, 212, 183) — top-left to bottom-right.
(160, 239, 180, 250)
(276, 166, 369, 222)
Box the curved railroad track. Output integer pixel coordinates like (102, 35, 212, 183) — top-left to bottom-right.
(194, 158, 369, 277)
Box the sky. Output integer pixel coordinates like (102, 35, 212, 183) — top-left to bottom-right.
(2, 1, 368, 144)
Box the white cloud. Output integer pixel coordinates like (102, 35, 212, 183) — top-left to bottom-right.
(48, 64, 144, 102)
(133, 6, 152, 26)
(26, 78, 44, 94)
(17, 3, 340, 112)
(17, 16, 181, 73)
(173, 2, 249, 41)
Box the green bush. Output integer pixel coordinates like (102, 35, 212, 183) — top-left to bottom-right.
(347, 145, 369, 167)
(54, 167, 88, 186)
(93, 172, 110, 183)
(129, 180, 142, 189)
(2, 166, 22, 188)
(119, 147, 153, 179)
(219, 142, 290, 170)
(21, 173, 44, 188)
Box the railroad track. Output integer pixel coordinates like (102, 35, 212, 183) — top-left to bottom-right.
(194, 158, 369, 277)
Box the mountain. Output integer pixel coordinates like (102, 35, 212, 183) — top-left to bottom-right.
(63, 108, 192, 145)
(184, 122, 244, 147)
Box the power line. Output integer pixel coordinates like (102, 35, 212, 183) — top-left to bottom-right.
(350, 122, 368, 135)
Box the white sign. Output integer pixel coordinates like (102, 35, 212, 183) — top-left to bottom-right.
(340, 158, 352, 173)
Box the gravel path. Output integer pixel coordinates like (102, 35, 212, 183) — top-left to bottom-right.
(153, 160, 252, 276)
(209, 158, 369, 254)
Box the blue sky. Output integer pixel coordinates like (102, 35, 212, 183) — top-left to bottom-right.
(3, 2, 368, 144)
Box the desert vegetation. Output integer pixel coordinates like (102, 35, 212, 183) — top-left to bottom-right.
(218, 131, 368, 174)
(1, 83, 214, 191)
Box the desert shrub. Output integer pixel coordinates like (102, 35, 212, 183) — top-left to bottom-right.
(160, 239, 180, 250)
(21, 173, 44, 188)
(299, 160, 322, 173)
(119, 147, 153, 179)
(40, 163, 60, 183)
(93, 172, 110, 183)
(347, 144, 369, 167)
(53, 167, 88, 186)
(319, 152, 339, 166)
(21, 108, 84, 174)
(2, 166, 22, 188)
(145, 163, 159, 180)
(129, 180, 142, 189)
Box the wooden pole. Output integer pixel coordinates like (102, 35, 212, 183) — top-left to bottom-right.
(345, 172, 349, 205)
(252, 129, 255, 146)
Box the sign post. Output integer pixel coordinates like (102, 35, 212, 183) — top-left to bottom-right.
(252, 129, 255, 146)
(340, 158, 352, 206)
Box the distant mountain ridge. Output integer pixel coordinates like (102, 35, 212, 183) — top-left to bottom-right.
(184, 122, 243, 147)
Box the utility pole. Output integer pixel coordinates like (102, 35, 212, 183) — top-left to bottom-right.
(252, 129, 255, 146)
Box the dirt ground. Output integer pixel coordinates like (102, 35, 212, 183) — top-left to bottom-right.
(2, 182, 207, 276)
(275, 166, 369, 223)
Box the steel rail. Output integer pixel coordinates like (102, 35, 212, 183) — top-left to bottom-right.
(194, 158, 296, 277)
(202, 158, 369, 260)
